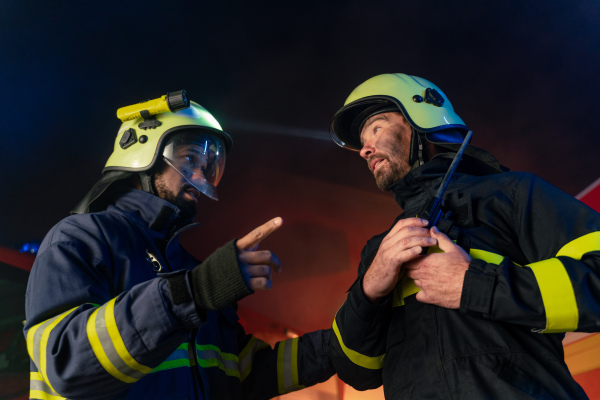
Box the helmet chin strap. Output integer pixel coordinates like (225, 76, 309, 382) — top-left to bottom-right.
(409, 128, 426, 167)
(139, 172, 156, 195)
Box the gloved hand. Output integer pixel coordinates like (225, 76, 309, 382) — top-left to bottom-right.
(169, 217, 283, 312)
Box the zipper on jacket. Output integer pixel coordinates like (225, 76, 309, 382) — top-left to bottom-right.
(188, 328, 205, 398)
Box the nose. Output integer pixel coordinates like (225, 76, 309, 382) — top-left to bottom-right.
(360, 141, 374, 160)
(189, 166, 208, 182)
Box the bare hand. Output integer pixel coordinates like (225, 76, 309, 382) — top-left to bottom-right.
(362, 218, 436, 303)
(404, 226, 471, 309)
(237, 217, 283, 291)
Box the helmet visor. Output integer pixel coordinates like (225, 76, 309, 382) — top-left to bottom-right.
(162, 131, 226, 201)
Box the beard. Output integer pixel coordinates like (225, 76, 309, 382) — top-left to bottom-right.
(374, 159, 409, 191)
(370, 143, 412, 191)
(153, 179, 197, 219)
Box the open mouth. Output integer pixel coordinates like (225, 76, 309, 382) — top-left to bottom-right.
(370, 157, 385, 172)
(183, 186, 201, 201)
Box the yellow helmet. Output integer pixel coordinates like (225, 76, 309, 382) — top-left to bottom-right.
(104, 100, 231, 173)
(330, 73, 468, 151)
(72, 92, 232, 214)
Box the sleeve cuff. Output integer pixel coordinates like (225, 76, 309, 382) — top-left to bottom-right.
(348, 276, 391, 322)
(161, 272, 204, 329)
(190, 240, 252, 311)
(460, 259, 497, 316)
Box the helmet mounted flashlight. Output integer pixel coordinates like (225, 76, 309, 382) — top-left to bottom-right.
(116, 90, 190, 122)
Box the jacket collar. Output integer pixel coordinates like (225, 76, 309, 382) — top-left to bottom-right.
(111, 188, 192, 234)
(390, 156, 450, 212)
(390, 149, 504, 213)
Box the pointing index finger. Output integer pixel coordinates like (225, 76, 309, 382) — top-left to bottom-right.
(237, 217, 283, 251)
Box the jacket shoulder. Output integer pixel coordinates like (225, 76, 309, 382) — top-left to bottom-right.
(43, 209, 130, 245)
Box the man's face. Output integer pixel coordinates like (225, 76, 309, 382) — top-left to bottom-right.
(359, 111, 413, 191)
(153, 144, 206, 219)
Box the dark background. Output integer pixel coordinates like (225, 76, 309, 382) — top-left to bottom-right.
(2, 3, 600, 397)
(2, 0, 599, 250)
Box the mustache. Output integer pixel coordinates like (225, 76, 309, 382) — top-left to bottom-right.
(367, 154, 390, 172)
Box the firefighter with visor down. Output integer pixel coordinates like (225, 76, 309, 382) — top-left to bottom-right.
(25, 91, 334, 399)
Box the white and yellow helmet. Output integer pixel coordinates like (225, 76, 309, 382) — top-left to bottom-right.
(330, 73, 469, 157)
(72, 91, 232, 214)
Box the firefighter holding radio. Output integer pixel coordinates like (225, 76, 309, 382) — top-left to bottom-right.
(328, 73, 600, 399)
(24, 91, 334, 399)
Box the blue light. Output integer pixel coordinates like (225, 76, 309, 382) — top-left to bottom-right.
(20, 242, 40, 255)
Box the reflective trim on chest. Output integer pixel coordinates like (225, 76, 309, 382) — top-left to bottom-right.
(391, 246, 504, 308)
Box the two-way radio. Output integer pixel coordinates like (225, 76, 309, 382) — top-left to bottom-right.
(416, 130, 473, 229)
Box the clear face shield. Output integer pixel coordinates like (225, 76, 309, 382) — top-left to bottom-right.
(161, 131, 226, 201)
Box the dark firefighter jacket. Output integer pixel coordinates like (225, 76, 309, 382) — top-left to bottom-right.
(330, 153, 599, 399)
(25, 189, 334, 400)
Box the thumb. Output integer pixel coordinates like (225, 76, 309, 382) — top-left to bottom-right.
(430, 226, 454, 252)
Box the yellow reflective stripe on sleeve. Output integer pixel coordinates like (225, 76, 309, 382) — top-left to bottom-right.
(104, 298, 153, 375)
(331, 318, 385, 370)
(196, 344, 241, 379)
(26, 307, 77, 396)
(525, 231, 600, 333)
(86, 298, 152, 383)
(557, 231, 600, 260)
(239, 336, 270, 381)
(30, 372, 67, 400)
(528, 258, 579, 333)
(470, 248, 504, 265)
(276, 337, 305, 394)
(29, 391, 66, 400)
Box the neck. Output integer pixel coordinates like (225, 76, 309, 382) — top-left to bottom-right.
(423, 141, 445, 162)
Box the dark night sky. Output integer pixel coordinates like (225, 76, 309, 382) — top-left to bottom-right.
(2, 0, 600, 250)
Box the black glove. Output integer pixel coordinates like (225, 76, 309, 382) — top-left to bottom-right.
(167, 240, 252, 313)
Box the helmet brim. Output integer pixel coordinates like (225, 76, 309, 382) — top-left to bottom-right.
(330, 98, 398, 151)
